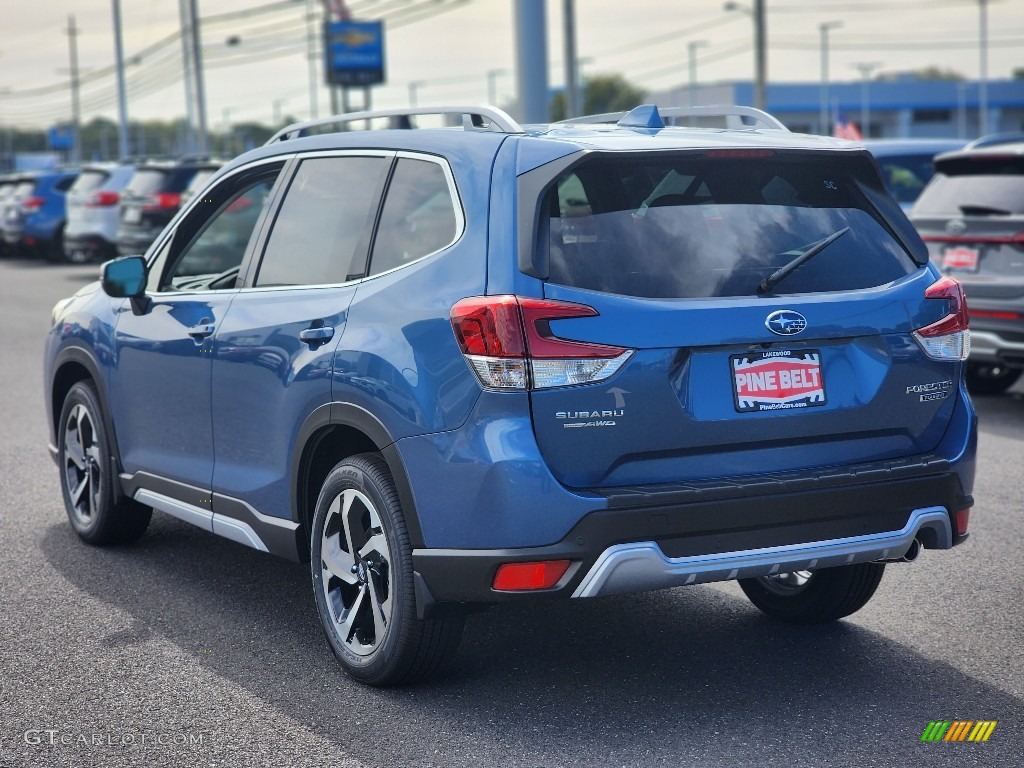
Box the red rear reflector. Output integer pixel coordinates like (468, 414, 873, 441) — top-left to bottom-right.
(705, 149, 776, 158)
(955, 508, 970, 537)
(923, 233, 1024, 245)
(969, 309, 1023, 321)
(21, 196, 44, 212)
(492, 560, 571, 591)
(86, 190, 120, 207)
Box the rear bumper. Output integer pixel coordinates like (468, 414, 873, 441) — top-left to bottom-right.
(968, 328, 1024, 369)
(412, 454, 971, 611)
(64, 233, 117, 261)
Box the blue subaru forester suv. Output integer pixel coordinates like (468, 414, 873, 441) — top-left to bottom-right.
(45, 105, 977, 686)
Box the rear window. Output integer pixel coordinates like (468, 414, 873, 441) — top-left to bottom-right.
(124, 169, 170, 196)
(914, 155, 1024, 216)
(70, 170, 110, 193)
(543, 153, 917, 299)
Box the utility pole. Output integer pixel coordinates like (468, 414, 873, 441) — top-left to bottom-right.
(723, 1, 766, 112)
(178, 0, 196, 152)
(306, 0, 319, 120)
(819, 20, 842, 135)
(64, 15, 82, 164)
(111, 0, 130, 159)
(188, 0, 209, 154)
(978, 0, 989, 136)
(514, 0, 549, 123)
(562, 0, 579, 119)
(852, 62, 881, 138)
(688, 40, 709, 108)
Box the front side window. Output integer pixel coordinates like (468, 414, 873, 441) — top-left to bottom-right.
(544, 153, 917, 298)
(158, 165, 282, 292)
(368, 158, 458, 275)
(255, 156, 390, 287)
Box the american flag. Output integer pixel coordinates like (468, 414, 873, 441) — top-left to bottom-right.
(833, 113, 863, 141)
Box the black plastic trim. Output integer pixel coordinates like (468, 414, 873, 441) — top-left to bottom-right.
(290, 402, 426, 549)
(516, 150, 584, 278)
(412, 456, 969, 607)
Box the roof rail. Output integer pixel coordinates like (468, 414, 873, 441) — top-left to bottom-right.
(963, 132, 1024, 150)
(265, 105, 525, 144)
(559, 104, 789, 132)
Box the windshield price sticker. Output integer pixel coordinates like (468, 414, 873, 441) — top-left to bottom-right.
(732, 350, 827, 413)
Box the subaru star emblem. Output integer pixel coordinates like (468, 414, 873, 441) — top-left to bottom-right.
(765, 310, 807, 336)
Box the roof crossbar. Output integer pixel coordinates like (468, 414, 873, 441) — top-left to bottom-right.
(559, 105, 789, 132)
(265, 105, 525, 144)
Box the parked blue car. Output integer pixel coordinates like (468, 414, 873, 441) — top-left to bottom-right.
(1, 169, 79, 260)
(44, 105, 977, 686)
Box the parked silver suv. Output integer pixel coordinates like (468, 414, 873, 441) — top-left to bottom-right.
(911, 140, 1024, 394)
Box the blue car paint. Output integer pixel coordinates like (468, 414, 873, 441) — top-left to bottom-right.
(18, 171, 78, 252)
(44, 118, 977, 569)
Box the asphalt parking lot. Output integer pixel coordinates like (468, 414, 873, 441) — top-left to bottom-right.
(0, 258, 1021, 767)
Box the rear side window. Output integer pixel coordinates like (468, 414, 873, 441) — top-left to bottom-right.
(874, 154, 936, 205)
(255, 156, 389, 287)
(544, 153, 917, 299)
(369, 158, 458, 275)
(914, 155, 1024, 216)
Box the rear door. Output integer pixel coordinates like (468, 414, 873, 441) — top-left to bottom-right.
(527, 150, 960, 488)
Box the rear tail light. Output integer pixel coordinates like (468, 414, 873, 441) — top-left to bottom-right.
(450, 295, 633, 390)
(20, 196, 44, 212)
(913, 276, 970, 361)
(492, 560, 571, 591)
(923, 233, 1024, 245)
(969, 308, 1024, 321)
(142, 192, 181, 211)
(85, 190, 120, 207)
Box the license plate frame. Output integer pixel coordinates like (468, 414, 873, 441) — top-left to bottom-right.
(731, 349, 827, 413)
(123, 206, 142, 225)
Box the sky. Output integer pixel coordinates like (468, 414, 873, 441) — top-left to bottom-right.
(0, 0, 1022, 129)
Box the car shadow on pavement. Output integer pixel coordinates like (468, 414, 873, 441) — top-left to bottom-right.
(40, 517, 1022, 767)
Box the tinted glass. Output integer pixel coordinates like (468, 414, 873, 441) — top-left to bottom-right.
(256, 156, 388, 287)
(545, 153, 917, 299)
(914, 157, 1024, 216)
(70, 170, 110, 193)
(369, 158, 457, 275)
(162, 174, 278, 291)
(875, 154, 937, 204)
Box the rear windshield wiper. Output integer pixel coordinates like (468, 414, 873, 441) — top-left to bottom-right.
(757, 227, 851, 295)
(959, 204, 1011, 216)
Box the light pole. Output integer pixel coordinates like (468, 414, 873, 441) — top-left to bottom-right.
(819, 20, 842, 135)
(486, 68, 507, 106)
(64, 15, 82, 164)
(111, 0, 130, 159)
(852, 61, 881, 138)
(688, 40, 709, 108)
(724, 0, 766, 112)
(306, 0, 319, 121)
(408, 80, 426, 108)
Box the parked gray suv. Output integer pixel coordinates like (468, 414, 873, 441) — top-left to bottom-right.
(911, 141, 1024, 393)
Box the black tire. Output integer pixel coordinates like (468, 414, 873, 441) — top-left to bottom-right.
(965, 362, 1021, 395)
(310, 453, 463, 686)
(57, 381, 152, 545)
(738, 562, 885, 624)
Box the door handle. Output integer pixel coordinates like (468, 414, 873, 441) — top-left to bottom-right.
(187, 322, 216, 340)
(299, 325, 335, 344)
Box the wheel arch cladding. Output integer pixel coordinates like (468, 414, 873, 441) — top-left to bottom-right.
(293, 404, 427, 561)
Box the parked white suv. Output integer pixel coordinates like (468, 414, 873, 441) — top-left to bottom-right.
(64, 163, 136, 264)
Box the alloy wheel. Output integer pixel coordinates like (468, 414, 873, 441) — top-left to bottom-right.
(62, 403, 103, 528)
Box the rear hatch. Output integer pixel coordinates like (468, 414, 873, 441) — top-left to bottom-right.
(525, 149, 965, 488)
(66, 167, 112, 234)
(911, 150, 1024, 302)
